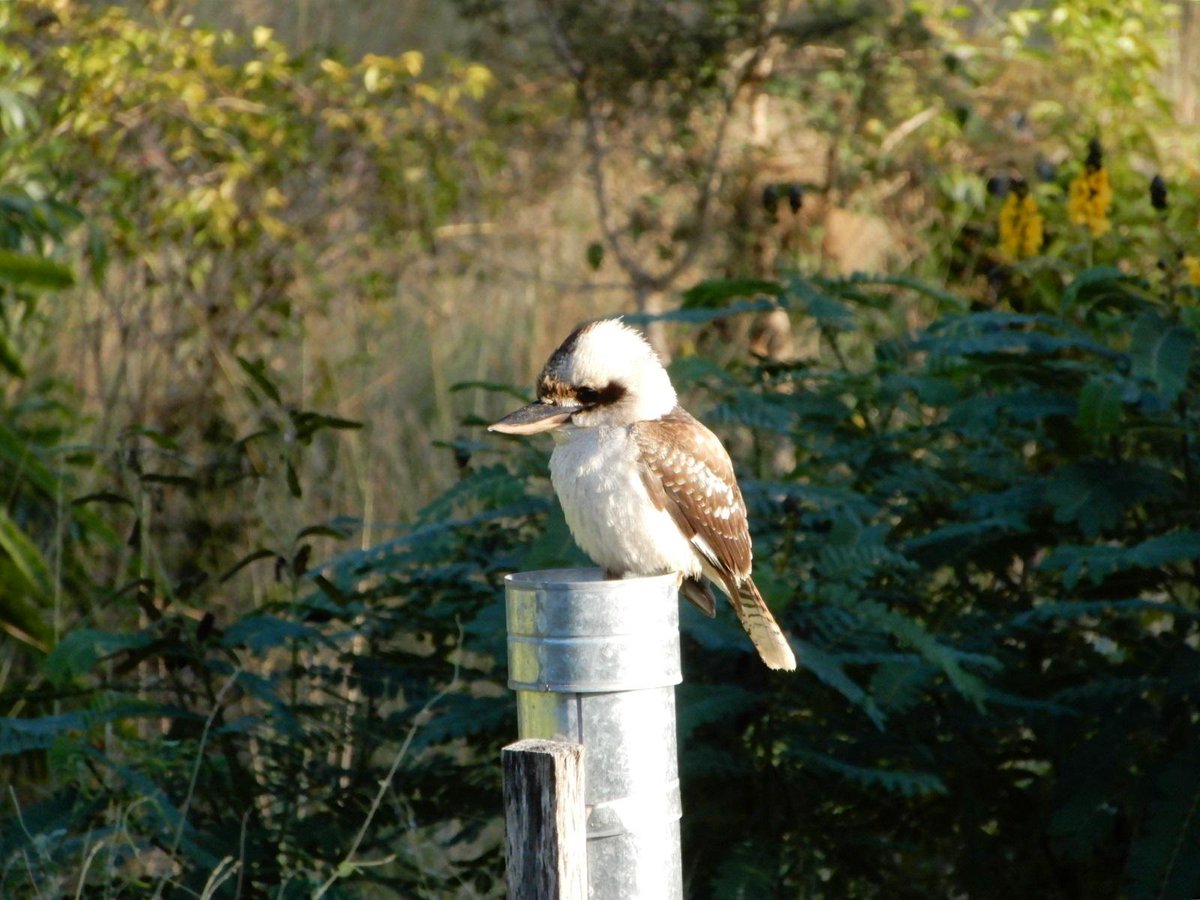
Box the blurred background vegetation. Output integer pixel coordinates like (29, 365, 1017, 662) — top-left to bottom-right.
(1, 0, 1199, 895)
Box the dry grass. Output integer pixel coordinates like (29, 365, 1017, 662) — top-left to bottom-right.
(44, 160, 631, 584)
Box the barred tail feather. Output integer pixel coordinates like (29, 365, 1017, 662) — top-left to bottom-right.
(733, 578, 796, 671)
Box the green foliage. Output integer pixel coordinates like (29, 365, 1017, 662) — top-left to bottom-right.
(1, 440, 524, 895)
(661, 245, 1199, 895)
(11, 241, 1197, 894)
(2, 1, 1199, 897)
(0, 180, 106, 655)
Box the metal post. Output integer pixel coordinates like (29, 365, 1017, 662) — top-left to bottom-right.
(505, 568, 683, 900)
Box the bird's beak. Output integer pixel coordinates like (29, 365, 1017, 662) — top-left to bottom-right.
(488, 401, 581, 435)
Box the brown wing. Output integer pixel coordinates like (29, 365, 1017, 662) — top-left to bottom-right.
(632, 408, 797, 671)
(631, 413, 722, 617)
(630, 408, 753, 587)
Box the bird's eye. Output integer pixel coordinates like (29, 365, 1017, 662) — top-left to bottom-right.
(577, 386, 601, 405)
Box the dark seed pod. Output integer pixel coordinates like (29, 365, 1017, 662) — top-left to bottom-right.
(787, 184, 803, 214)
(986, 174, 1011, 198)
(197, 611, 215, 642)
(761, 183, 779, 215)
(1150, 174, 1168, 211)
(1086, 137, 1103, 171)
(453, 440, 472, 473)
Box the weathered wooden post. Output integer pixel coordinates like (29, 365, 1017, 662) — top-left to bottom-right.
(504, 567, 684, 899)
(502, 738, 587, 899)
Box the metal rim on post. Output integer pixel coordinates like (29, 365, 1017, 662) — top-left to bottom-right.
(505, 568, 682, 693)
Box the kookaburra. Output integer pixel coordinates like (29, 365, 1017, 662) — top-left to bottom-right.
(490, 318, 796, 671)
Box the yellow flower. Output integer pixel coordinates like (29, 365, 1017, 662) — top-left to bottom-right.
(1067, 166, 1112, 237)
(1184, 256, 1200, 288)
(998, 190, 1044, 260)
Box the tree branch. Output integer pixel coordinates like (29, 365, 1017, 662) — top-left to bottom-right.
(537, 0, 789, 296)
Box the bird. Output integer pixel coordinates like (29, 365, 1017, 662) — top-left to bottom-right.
(489, 318, 796, 671)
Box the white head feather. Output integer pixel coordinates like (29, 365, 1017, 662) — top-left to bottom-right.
(539, 319, 677, 425)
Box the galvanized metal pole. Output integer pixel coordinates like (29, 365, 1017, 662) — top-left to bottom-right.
(505, 567, 684, 900)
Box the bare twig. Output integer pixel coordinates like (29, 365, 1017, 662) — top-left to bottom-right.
(152, 666, 243, 900)
(198, 856, 240, 900)
(9, 788, 47, 900)
(535, 0, 644, 283)
(313, 618, 466, 898)
(74, 833, 107, 900)
(233, 807, 251, 899)
(536, 0, 787, 294)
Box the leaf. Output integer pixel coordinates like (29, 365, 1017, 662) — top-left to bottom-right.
(86, 221, 109, 284)
(0, 249, 75, 289)
(903, 515, 1028, 562)
(285, 460, 302, 498)
(236, 355, 282, 404)
(624, 296, 781, 327)
(787, 275, 856, 330)
(140, 472, 197, 488)
(127, 426, 180, 450)
(0, 702, 196, 757)
(585, 240, 604, 270)
(918, 312, 1119, 361)
(1061, 266, 1132, 308)
(0, 589, 50, 649)
(1044, 462, 1129, 538)
(1050, 791, 1119, 861)
(289, 410, 363, 443)
(681, 277, 783, 309)
(1123, 747, 1200, 900)
(320, 497, 547, 583)
(1040, 533, 1200, 588)
(1011, 598, 1194, 628)
(219, 548, 276, 582)
(676, 682, 759, 744)
(1076, 375, 1124, 436)
(1130, 313, 1195, 404)
(519, 501, 584, 571)
(72, 491, 135, 508)
(45, 629, 154, 685)
(0, 330, 24, 376)
(311, 574, 350, 606)
(0, 414, 64, 497)
(707, 393, 797, 433)
(821, 586, 994, 708)
(0, 710, 91, 756)
(296, 523, 352, 541)
(826, 272, 969, 312)
(793, 748, 947, 797)
(83, 746, 221, 870)
(794, 639, 886, 729)
(709, 841, 781, 899)
(221, 614, 319, 652)
(450, 380, 532, 402)
(741, 479, 874, 516)
(869, 661, 931, 714)
(0, 506, 52, 594)
(415, 462, 529, 524)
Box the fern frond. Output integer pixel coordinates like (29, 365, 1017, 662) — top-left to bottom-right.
(794, 748, 947, 797)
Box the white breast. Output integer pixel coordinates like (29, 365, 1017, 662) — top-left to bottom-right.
(549, 425, 701, 579)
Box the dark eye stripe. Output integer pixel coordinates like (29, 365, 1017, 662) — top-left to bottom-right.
(578, 381, 626, 407)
